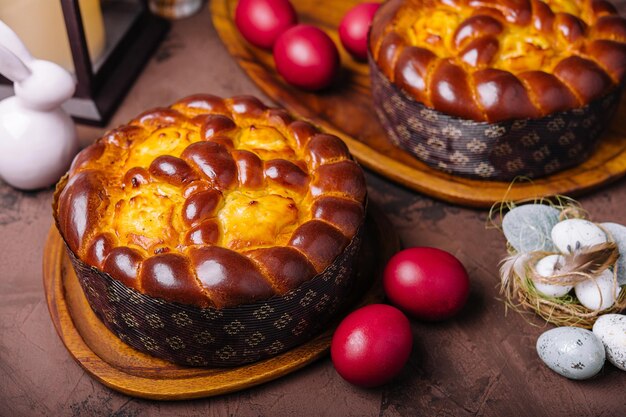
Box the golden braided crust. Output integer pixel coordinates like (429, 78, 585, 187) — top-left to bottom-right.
(370, 0, 626, 122)
(57, 95, 366, 309)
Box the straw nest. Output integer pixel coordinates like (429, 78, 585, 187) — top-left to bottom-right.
(490, 196, 625, 329)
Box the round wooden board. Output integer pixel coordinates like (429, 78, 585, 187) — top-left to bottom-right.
(42, 208, 397, 400)
(211, 0, 626, 208)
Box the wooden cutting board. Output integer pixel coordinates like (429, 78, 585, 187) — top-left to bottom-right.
(42, 208, 397, 400)
(211, 0, 626, 207)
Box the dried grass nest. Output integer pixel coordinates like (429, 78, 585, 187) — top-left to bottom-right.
(490, 196, 625, 329)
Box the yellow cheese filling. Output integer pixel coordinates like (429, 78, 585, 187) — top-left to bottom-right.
(97, 120, 311, 255)
(399, 0, 595, 74)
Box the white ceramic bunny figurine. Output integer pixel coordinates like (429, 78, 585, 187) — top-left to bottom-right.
(0, 20, 78, 190)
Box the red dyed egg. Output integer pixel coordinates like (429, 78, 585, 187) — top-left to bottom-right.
(384, 247, 470, 321)
(331, 304, 413, 387)
(338, 2, 380, 60)
(235, 0, 297, 49)
(273, 24, 340, 90)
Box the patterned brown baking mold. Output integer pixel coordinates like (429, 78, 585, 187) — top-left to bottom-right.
(370, 56, 622, 180)
(368, 0, 626, 180)
(53, 173, 365, 367)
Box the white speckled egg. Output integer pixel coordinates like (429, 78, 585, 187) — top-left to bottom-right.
(533, 255, 572, 297)
(574, 270, 621, 311)
(551, 219, 607, 254)
(593, 314, 626, 371)
(537, 327, 606, 380)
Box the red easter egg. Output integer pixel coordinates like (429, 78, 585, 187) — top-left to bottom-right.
(235, 0, 297, 49)
(331, 304, 413, 387)
(338, 2, 380, 60)
(273, 24, 340, 90)
(384, 247, 470, 321)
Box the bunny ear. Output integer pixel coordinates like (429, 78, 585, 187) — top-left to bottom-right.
(0, 44, 31, 82)
(0, 20, 33, 65)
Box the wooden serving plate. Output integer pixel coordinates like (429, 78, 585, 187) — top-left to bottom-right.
(211, 0, 626, 207)
(43, 208, 397, 400)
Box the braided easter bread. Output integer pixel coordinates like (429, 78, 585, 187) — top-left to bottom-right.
(370, 0, 626, 122)
(56, 95, 366, 309)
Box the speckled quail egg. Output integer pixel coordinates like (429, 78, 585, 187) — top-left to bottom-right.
(537, 327, 605, 380)
(551, 219, 607, 254)
(593, 314, 626, 371)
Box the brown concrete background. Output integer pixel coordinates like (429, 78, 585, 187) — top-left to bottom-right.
(1, 3, 625, 417)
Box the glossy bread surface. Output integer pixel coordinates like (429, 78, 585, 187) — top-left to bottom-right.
(370, 0, 626, 121)
(56, 95, 366, 308)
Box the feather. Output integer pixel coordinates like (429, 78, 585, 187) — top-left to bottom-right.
(556, 242, 619, 276)
(500, 254, 517, 287)
(499, 252, 532, 294)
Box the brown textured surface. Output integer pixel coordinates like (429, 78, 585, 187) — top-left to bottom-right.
(1, 2, 626, 417)
(212, 0, 626, 206)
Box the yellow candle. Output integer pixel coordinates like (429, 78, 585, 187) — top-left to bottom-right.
(0, 0, 106, 72)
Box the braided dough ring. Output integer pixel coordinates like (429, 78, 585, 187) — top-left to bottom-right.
(370, 0, 626, 122)
(56, 95, 367, 309)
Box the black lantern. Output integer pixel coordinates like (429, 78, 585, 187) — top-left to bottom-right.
(0, 0, 169, 126)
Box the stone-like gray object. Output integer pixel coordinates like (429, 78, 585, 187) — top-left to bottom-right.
(537, 327, 606, 380)
(593, 314, 626, 372)
(600, 222, 626, 286)
(503, 205, 560, 253)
